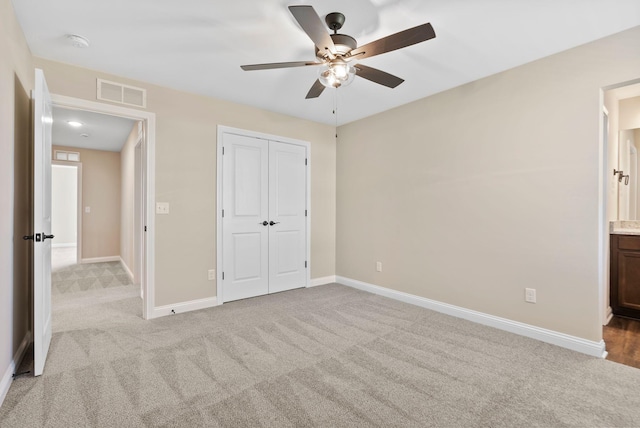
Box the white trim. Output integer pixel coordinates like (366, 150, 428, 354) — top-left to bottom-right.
(216, 125, 311, 304)
(82, 256, 120, 264)
(120, 257, 134, 282)
(337, 276, 608, 358)
(0, 332, 31, 408)
(216, 129, 223, 302)
(52, 243, 76, 248)
(309, 276, 336, 287)
(605, 306, 614, 325)
(50, 94, 156, 321)
(599, 93, 609, 328)
(152, 297, 218, 318)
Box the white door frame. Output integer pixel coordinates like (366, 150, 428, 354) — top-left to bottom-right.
(134, 137, 144, 292)
(51, 161, 82, 263)
(599, 102, 610, 326)
(216, 125, 311, 304)
(51, 94, 156, 320)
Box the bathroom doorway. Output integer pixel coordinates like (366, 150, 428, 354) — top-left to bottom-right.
(601, 79, 640, 369)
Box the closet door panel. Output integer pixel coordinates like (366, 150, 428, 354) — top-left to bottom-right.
(222, 133, 269, 302)
(268, 141, 307, 293)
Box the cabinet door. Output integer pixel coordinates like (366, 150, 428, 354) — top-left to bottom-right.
(616, 250, 640, 314)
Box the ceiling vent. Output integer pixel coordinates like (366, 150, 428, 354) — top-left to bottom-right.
(97, 78, 146, 108)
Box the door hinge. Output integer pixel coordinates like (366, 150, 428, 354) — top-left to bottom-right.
(305, 158, 307, 165)
(222, 147, 225, 155)
(305, 261, 307, 268)
(144, 226, 147, 232)
(305, 209, 307, 217)
(222, 209, 224, 218)
(222, 272, 225, 280)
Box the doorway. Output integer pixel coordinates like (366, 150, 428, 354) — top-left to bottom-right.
(51, 162, 81, 270)
(50, 94, 156, 319)
(216, 126, 311, 303)
(600, 79, 640, 368)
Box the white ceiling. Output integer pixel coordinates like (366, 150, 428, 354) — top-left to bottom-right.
(13, 0, 640, 126)
(53, 106, 137, 152)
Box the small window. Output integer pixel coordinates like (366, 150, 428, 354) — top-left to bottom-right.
(54, 150, 80, 162)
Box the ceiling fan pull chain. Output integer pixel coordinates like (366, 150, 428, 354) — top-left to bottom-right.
(334, 88, 338, 139)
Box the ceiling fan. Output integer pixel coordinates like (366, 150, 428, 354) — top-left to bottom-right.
(240, 5, 436, 99)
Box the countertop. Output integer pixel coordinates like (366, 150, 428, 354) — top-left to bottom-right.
(610, 221, 640, 236)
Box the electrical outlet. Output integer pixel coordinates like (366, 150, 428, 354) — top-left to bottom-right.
(376, 261, 382, 272)
(525, 288, 536, 303)
(156, 202, 170, 214)
(208, 269, 215, 280)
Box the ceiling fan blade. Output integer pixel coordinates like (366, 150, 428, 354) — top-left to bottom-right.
(288, 5, 336, 55)
(305, 79, 326, 99)
(241, 61, 322, 71)
(349, 23, 435, 60)
(355, 64, 404, 88)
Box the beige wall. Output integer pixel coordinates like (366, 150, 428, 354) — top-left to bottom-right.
(120, 123, 138, 275)
(35, 57, 337, 306)
(620, 96, 640, 130)
(53, 146, 121, 259)
(0, 0, 33, 396)
(337, 25, 640, 342)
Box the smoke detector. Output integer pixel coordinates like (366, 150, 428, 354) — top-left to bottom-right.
(66, 34, 90, 48)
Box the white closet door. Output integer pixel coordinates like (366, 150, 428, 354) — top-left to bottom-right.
(268, 141, 307, 293)
(222, 134, 269, 302)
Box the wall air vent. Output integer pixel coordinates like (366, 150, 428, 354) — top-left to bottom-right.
(97, 78, 147, 108)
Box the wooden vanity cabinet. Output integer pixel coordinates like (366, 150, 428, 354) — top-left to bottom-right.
(610, 234, 640, 319)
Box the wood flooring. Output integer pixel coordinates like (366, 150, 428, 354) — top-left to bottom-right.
(604, 316, 640, 369)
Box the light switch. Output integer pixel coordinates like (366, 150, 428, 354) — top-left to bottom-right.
(85, 206, 91, 213)
(156, 202, 170, 215)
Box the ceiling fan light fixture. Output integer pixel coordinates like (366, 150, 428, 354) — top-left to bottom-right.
(319, 61, 356, 88)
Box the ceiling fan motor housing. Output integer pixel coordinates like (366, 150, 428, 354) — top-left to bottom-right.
(316, 34, 357, 59)
(325, 12, 345, 32)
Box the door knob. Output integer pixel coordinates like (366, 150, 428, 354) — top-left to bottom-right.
(260, 221, 269, 226)
(42, 234, 55, 241)
(269, 221, 280, 226)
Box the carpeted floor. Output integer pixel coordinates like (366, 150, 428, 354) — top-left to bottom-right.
(2, 266, 640, 427)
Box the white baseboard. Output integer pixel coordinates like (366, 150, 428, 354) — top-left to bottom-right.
(336, 276, 607, 359)
(309, 275, 336, 287)
(0, 331, 31, 409)
(82, 256, 120, 264)
(119, 257, 134, 282)
(604, 306, 614, 325)
(151, 296, 218, 318)
(52, 243, 77, 248)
